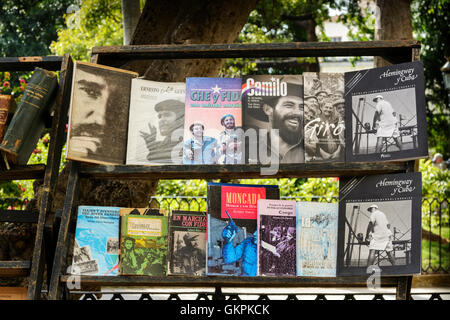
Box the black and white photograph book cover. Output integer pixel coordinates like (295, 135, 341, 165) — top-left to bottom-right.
(126, 79, 186, 165)
(344, 61, 427, 162)
(303, 72, 345, 163)
(337, 172, 422, 276)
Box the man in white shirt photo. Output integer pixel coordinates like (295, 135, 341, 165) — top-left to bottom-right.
(365, 204, 396, 267)
(372, 95, 403, 153)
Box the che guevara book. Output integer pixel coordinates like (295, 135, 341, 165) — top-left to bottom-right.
(0, 68, 58, 166)
(66, 61, 138, 165)
(303, 72, 345, 163)
(344, 61, 427, 162)
(184, 77, 243, 165)
(296, 201, 338, 277)
(119, 209, 168, 276)
(206, 182, 280, 276)
(337, 172, 422, 276)
(257, 199, 297, 277)
(126, 79, 186, 165)
(167, 210, 207, 276)
(70, 206, 120, 276)
(241, 75, 304, 165)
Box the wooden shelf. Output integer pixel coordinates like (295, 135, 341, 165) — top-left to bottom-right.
(0, 261, 31, 277)
(78, 161, 410, 180)
(0, 164, 46, 181)
(0, 56, 63, 72)
(0, 210, 39, 223)
(92, 40, 420, 67)
(60, 274, 404, 288)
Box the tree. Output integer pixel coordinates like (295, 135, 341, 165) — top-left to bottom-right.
(46, 0, 259, 213)
(0, 0, 74, 57)
(411, 0, 450, 158)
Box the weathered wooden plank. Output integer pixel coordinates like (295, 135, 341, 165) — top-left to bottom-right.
(396, 276, 413, 300)
(0, 261, 31, 277)
(28, 54, 74, 300)
(0, 56, 63, 72)
(59, 274, 400, 288)
(78, 161, 410, 180)
(48, 161, 81, 300)
(92, 40, 420, 67)
(0, 210, 39, 223)
(0, 164, 46, 181)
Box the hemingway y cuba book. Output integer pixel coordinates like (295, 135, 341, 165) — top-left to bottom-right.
(66, 61, 138, 165)
(344, 61, 427, 162)
(303, 72, 345, 163)
(296, 201, 338, 277)
(167, 210, 207, 276)
(119, 208, 168, 276)
(126, 79, 186, 165)
(0, 68, 58, 166)
(241, 75, 304, 165)
(70, 206, 120, 276)
(206, 182, 280, 276)
(184, 77, 243, 165)
(337, 172, 422, 276)
(257, 199, 297, 277)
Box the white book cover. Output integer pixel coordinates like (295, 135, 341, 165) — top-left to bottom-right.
(126, 78, 186, 165)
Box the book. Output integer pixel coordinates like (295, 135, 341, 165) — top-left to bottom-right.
(344, 61, 427, 162)
(241, 75, 304, 165)
(303, 72, 345, 162)
(337, 172, 422, 276)
(0, 68, 58, 165)
(70, 206, 120, 276)
(119, 209, 168, 276)
(167, 210, 207, 276)
(66, 61, 138, 165)
(206, 182, 280, 276)
(126, 79, 186, 165)
(184, 77, 243, 164)
(0, 95, 16, 144)
(296, 201, 338, 277)
(257, 199, 297, 277)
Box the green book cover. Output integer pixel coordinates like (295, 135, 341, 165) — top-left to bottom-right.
(0, 67, 58, 165)
(119, 213, 168, 276)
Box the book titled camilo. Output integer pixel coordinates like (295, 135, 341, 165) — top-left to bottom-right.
(241, 75, 304, 165)
(207, 182, 280, 276)
(0, 68, 58, 165)
(296, 201, 338, 277)
(344, 61, 427, 162)
(303, 72, 345, 163)
(126, 79, 186, 165)
(70, 206, 120, 276)
(257, 199, 297, 277)
(337, 172, 422, 276)
(66, 61, 138, 165)
(119, 209, 168, 276)
(167, 210, 207, 276)
(184, 77, 243, 165)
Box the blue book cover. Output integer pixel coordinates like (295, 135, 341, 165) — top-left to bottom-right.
(184, 78, 243, 164)
(70, 206, 120, 276)
(296, 201, 338, 277)
(206, 182, 280, 276)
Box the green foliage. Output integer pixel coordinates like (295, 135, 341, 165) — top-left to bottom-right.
(422, 239, 450, 271)
(50, 0, 124, 61)
(411, 0, 450, 158)
(420, 159, 450, 231)
(0, 0, 73, 57)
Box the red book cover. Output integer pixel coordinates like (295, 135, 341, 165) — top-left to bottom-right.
(207, 182, 279, 276)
